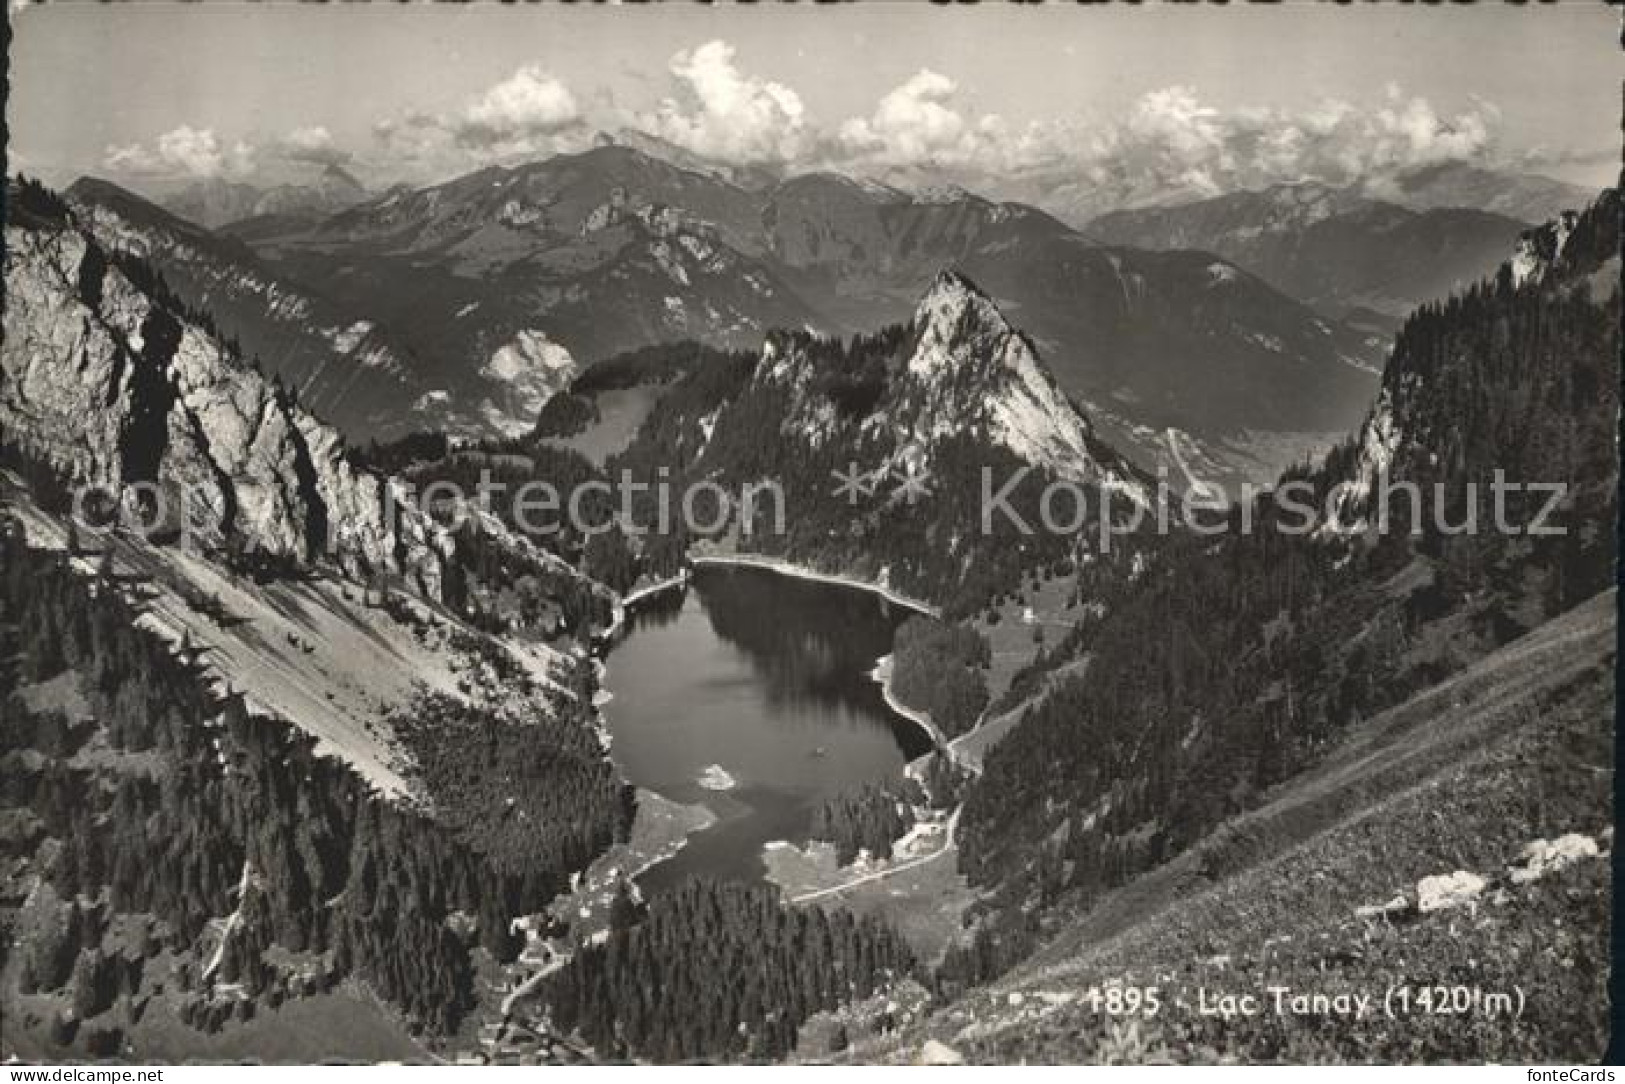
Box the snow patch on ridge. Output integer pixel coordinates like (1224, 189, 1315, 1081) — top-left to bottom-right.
(479, 329, 578, 438)
(697, 764, 737, 791)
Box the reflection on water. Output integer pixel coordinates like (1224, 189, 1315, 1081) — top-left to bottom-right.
(599, 566, 928, 890)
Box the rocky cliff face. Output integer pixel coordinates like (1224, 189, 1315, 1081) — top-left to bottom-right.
(64, 178, 441, 441)
(2, 201, 450, 596)
(1509, 209, 1580, 288)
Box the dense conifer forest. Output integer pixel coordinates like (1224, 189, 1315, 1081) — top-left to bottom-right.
(540, 879, 916, 1061)
(889, 617, 991, 740)
(809, 783, 919, 866)
(392, 694, 635, 937)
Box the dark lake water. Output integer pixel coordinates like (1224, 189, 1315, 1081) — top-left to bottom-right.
(600, 565, 931, 892)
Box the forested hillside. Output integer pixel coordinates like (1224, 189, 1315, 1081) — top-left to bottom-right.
(0, 531, 620, 1048)
(541, 880, 916, 1062)
(852, 589, 1613, 1063)
(889, 617, 991, 740)
(943, 191, 1619, 984)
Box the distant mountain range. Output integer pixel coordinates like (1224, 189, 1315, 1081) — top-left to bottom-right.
(995, 160, 1595, 236)
(71, 146, 1596, 489)
(157, 163, 369, 230)
(1368, 161, 1597, 224)
(1087, 182, 1530, 331)
(71, 144, 1392, 486)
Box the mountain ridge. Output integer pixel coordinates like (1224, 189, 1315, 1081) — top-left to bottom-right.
(1087, 181, 1530, 328)
(198, 143, 1386, 485)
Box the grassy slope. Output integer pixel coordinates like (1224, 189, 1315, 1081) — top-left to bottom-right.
(849, 590, 1615, 1063)
(2, 476, 580, 799)
(5, 980, 432, 1064)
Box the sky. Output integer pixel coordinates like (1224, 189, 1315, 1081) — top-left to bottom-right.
(8, 1, 1620, 198)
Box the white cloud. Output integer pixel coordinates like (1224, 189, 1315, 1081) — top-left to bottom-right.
(102, 126, 255, 179)
(833, 69, 1071, 177)
(1075, 85, 1498, 199)
(372, 65, 587, 178)
(642, 40, 808, 166)
(346, 44, 1503, 201)
(838, 70, 965, 165)
(816, 77, 1507, 217)
(280, 125, 353, 167)
(456, 65, 582, 147)
(108, 54, 1509, 210)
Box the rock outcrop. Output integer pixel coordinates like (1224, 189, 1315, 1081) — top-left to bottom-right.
(2, 195, 450, 596)
(64, 177, 435, 441)
(759, 270, 1147, 498)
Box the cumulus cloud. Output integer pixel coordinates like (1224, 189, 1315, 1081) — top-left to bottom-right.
(837, 70, 967, 166)
(369, 44, 810, 177)
(371, 111, 443, 160)
(279, 125, 353, 168)
(818, 77, 1506, 216)
(372, 65, 587, 177)
(1067, 84, 1499, 202)
(641, 40, 809, 166)
(350, 42, 1504, 203)
(456, 65, 582, 147)
(110, 45, 1504, 208)
(832, 69, 1077, 179)
(102, 126, 255, 179)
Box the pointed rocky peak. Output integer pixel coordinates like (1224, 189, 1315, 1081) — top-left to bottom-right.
(915, 269, 1007, 330)
(918, 267, 985, 305)
(910, 270, 1021, 374)
(885, 269, 1146, 495)
(317, 162, 367, 196)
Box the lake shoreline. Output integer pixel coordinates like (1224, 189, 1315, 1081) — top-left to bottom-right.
(602, 570, 692, 640)
(869, 653, 946, 752)
(611, 554, 945, 760)
(594, 551, 942, 894)
(687, 552, 939, 618)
